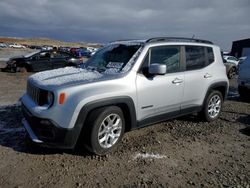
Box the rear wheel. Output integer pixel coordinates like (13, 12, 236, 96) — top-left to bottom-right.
(83, 106, 125, 155)
(228, 67, 236, 79)
(201, 90, 223, 122)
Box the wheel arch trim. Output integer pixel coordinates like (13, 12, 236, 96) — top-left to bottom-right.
(203, 81, 229, 105)
(72, 96, 137, 147)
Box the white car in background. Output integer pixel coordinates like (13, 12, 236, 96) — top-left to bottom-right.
(239, 56, 247, 63)
(238, 56, 250, 101)
(223, 55, 240, 66)
(9, 43, 26, 48)
(0, 43, 7, 48)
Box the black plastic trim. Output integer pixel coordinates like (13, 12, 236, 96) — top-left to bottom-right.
(204, 81, 229, 102)
(146, 37, 213, 44)
(70, 96, 137, 147)
(137, 106, 202, 128)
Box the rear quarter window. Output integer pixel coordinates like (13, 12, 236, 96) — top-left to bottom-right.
(207, 47, 214, 64)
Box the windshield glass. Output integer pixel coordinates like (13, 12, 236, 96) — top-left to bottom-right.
(83, 43, 142, 73)
(24, 51, 40, 58)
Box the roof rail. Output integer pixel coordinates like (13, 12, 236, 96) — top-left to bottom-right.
(146, 37, 213, 44)
(110, 39, 144, 43)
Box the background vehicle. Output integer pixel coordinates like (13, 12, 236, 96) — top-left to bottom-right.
(9, 43, 25, 48)
(70, 47, 92, 58)
(239, 56, 247, 64)
(41, 45, 53, 51)
(21, 37, 228, 155)
(238, 56, 250, 101)
(3, 50, 81, 72)
(223, 55, 240, 66)
(29, 45, 43, 50)
(223, 59, 237, 79)
(0, 43, 7, 48)
(76, 48, 91, 58)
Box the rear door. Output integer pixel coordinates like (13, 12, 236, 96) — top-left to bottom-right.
(51, 51, 68, 69)
(182, 46, 215, 109)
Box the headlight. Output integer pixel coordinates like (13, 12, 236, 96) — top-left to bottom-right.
(46, 92, 54, 107)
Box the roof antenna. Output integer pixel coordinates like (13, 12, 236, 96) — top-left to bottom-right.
(192, 34, 195, 39)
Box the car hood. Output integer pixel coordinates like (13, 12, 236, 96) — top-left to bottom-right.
(9, 56, 25, 60)
(28, 67, 120, 90)
(7, 56, 26, 62)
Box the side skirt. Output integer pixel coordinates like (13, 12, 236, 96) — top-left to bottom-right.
(136, 106, 202, 129)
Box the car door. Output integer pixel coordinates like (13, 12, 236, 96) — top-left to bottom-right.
(182, 46, 215, 110)
(136, 45, 184, 123)
(51, 51, 67, 69)
(29, 52, 52, 71)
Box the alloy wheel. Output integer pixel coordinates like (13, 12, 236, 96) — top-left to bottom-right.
(98, 113, 122, 149)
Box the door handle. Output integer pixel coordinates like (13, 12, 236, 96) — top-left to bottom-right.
(204, 73, 212, 78)
(172, 78, 183, 84)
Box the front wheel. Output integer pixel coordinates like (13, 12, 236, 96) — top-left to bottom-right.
(84, 106, 125, 155)
(16, 67, 28, 73)
(201, 90, 223, 122)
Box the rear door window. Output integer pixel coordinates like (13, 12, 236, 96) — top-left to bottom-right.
(185, 46, 206, 70)
(207, 47, 214, 64)
(185, 46, 214, 70)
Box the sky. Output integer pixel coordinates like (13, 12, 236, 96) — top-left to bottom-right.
(0, 0, 249, 51)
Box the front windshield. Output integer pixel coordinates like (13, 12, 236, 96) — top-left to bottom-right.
(24, 51, 40, 58)
(83, 43, 142, 73)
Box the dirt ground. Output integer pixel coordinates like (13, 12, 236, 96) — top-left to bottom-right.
(0, 56, 249, 187)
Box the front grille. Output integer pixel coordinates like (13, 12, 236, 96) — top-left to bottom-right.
(27, 82, 40, 105)
(27, 82, 48, 105)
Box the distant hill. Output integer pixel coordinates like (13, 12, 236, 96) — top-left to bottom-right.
(0, 36, 100, 48)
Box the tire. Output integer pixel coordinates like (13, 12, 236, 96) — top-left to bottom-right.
(17, 67, 28, 73)
(228, 67, 236, 79)
(83, 106, 125, 155)
(201, 90, 223, 122)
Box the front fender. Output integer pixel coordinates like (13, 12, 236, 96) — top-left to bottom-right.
(69, 96, 137, 148)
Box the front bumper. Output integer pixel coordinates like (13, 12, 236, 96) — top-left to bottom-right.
(22, 119, 43, 143)
(2, 64, 16, 72)
(22, 104, 78, 149)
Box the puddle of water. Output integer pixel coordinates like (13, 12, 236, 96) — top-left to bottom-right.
(0, 120, 6, 129)
(0, 102, 21, 110)
(0, 120, 24, 135)
(227, 91, 239, 99)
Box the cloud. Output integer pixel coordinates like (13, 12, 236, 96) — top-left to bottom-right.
(0, 0, 249, 50)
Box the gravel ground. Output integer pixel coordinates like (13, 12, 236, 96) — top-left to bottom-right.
(0, 52, 249, 187)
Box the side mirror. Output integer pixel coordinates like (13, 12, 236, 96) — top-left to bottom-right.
(149, 64, 167, 75)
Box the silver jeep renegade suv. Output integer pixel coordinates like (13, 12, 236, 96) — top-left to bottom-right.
(21, 37, 229, 155)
